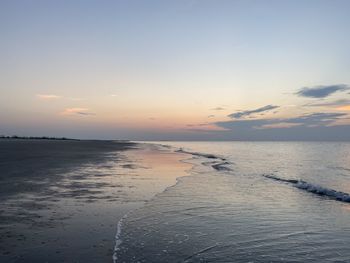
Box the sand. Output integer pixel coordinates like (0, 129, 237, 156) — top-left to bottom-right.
(0, 140, 190, 262)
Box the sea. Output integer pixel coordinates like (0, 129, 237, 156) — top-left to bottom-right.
(115, 141, 350, 262)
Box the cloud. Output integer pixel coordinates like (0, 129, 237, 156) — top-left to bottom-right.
(76, 112, 95, 116)
(36, 94, 61, 100)
(208, 115, 215, 118)
(211, 107, 225, 111)
(305, 99, 350, 107)
(256, 122, 303, 129)
(228, 105, 279, 119)
(211, 112, 350, 140)
(217, 112, 347, 131)
(296, 84, 349, 98)
(283, 112, 348, 127)
(61, 108, 95, 116)
(36, 94, 88, 101)
(187, 123, 209, 127)
(186, 122, 227, 132)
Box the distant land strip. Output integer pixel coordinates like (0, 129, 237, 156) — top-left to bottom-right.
(0, 135, 78, 140)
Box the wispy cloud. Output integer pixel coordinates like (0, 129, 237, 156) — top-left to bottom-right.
(61, 108, 95, 116)
(211, 107, 225, 111)
(305, 99, 350, 107)
(228, 105, 279, 119)
(186, 123, 209, 127)
(211, 112, 350, 140)
(76, 112, 95, 116)
(217, 112, 347, 131)
(256, 122, 302, 129)
(186, 122, 227, 131)
(296, 84, 349, 98)
(36, 94, 62, 100)
(281, 112, 347, 126)
(36, 94, 85, 101)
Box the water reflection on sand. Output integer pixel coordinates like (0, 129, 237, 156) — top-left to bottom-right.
(0, 141, 190, 262)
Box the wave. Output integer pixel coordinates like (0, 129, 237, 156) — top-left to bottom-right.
(176, 148, 349, 202)
(263, 174, 299, 184)
(113, 213, 129, 263)
(113, 144, 198, 262)
(176, 148, 233, 171)
(211, 161, 233, 171)
(263, 174, 350, 203)
(176, 148, 226, 161)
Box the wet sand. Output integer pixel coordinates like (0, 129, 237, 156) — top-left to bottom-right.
(0, 140, 190, 262)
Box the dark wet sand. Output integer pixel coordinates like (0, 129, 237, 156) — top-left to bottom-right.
(0, 139, 135, 198)
(0, 139, 136, 262)
(0, 140, 189, 262)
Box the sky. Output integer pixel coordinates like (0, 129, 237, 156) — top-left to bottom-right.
(1, 0, 350, 140)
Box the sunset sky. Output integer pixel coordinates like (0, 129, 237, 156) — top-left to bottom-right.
(1, 0, 350, 140)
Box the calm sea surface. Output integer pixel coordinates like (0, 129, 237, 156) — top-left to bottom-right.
(116, 142, 350, 262)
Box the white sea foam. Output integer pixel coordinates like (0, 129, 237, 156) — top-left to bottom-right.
(114, 142, 350, 262)
(113, 143, 196, 262)
(263, 174, 350, 203)
(295, 181, 350, 202)
(113, 213, 129, 263)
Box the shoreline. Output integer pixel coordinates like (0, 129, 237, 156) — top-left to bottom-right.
(2, 141, 350, 262)
(113, 143, 197, 262)
(0, 140, 192, 262)
(112, 142, 350, 262)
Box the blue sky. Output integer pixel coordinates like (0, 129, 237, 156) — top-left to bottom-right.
(1, 0, 350, 140)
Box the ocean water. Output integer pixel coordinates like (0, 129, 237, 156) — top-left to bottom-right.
(115, 142, 350, 262)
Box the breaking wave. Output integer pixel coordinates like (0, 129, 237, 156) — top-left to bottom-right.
(263, 174, 350, 203)
(176, 148, 226, 161)
(113, 211, 129, 262)
(211, 161, 233, 171)
(176, 148, 233, 171)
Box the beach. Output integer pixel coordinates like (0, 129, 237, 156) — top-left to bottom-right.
(0, 140, 190, 262)
(2, 140, 350, 262)
(3, 1, 350, 262)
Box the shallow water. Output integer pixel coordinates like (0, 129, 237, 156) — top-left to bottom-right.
(116, 142, 350, 262)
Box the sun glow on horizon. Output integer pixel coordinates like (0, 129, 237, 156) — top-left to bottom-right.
(1, 1, 350, 140)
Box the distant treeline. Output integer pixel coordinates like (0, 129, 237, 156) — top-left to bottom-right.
(0, 135, 77, 140)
